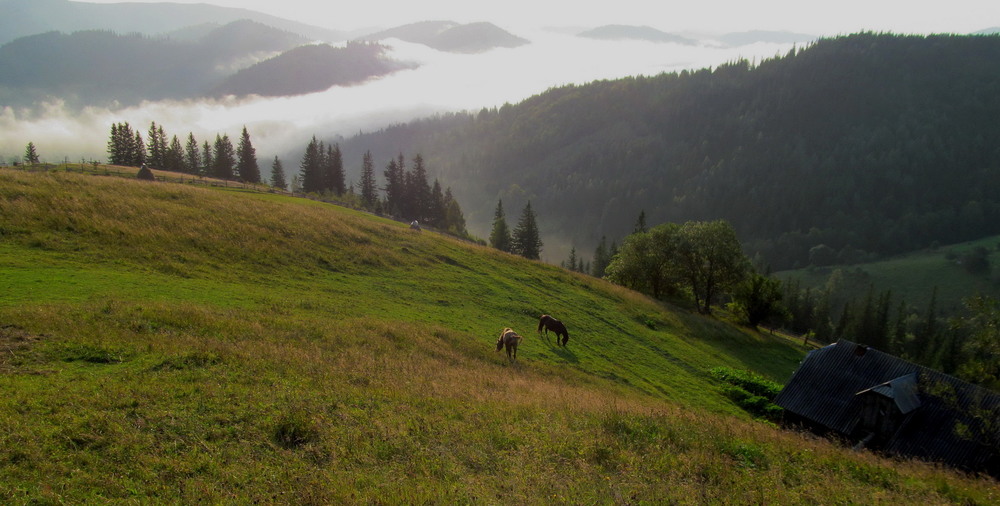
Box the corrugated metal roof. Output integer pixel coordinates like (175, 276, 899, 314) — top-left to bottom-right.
(856, 372, 921, 414)
(774, 339, 1000, 473)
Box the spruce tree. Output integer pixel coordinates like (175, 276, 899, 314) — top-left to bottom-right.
(270, 156, 287, 189)
(429, 179, 446, 228)
(443, 187, 466, 235)
(382, 154, 405, 217)
(166, 135, 184, 173)
(212, 134, 236, 180)
(133, 132, 146, 167)
(23, 142, 39, 164)
(592, 236, 610, 277)
(323, 143, 345, 195)
(201, 141, 213, 175)
(184, 133, 201, 175)
(408, 154, 431, 222)
(236, 126, 261, 183)
(299, 136, 323, 193)
(512, 201, 543, 260)
(147, 122, 168, 169)
(359, 150, 378, 210)
(489, 199, 512, 252)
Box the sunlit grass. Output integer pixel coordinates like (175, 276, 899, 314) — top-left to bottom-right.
(0, 168, 996, 503)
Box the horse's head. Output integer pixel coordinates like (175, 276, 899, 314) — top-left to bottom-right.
(496, 328, 512, 351)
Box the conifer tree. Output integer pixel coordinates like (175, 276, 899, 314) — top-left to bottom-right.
(323, 143, 345, 195)
(23, 142, 39, 164)
(299, 136, 323, 193)
(107, 123, 121, 165)
(429, 179, 447, 228)
(201, 140, 213, 175)
(133, 132, 146, 167)
(184, 133, 201, 175)
(382, 154, 405, 217)
(270, 156, 287, 189)
(443, 187, 466, 235)
(566, 247, 579, 272)
(634, 209, 648, 234)
(512, 201, 543, 260)
(236, 126, 261, 183)
(489, 199, 512, 252)
(592, 235, 611, 277)
(407, 154, 432, 221)
(147, 121, 168, 169)
(359, 150, 378, 210)
(212, 134, 236, 180)
(166, 135, 184, 173)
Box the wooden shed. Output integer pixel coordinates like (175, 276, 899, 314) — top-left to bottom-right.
(774, 339, 999, 475)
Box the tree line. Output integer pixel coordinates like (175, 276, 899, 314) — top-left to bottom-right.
(105, 121, 467, 236)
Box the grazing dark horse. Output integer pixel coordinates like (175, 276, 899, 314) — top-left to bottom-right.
(495, 327, 523, 362)
(538, 314, 569, 346)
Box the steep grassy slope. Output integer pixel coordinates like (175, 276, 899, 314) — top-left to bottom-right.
(0, 169, 995, 503)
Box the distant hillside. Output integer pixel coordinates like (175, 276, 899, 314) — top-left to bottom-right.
(214, 42, 415, 97)
(359, 20, 529, 52)
(0, 21, 404, 108)
(337, 33, 1000, 272)
(717, 30, 817, 46)
(0, 0, 343, 45)
(578, 25, 698, 45)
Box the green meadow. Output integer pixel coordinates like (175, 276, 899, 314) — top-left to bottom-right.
(0, 168, 996, 503)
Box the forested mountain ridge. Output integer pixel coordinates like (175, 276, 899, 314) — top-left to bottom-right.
(0, 21, 404, 108)
(0, 0, 344, 46)
(338, 33, 1000, 269)
(357, 20, 529, 53)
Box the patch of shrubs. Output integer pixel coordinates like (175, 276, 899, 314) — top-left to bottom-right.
(710, 366, 783, 421)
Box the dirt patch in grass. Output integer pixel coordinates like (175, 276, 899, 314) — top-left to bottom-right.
(0, 324, 46, 373)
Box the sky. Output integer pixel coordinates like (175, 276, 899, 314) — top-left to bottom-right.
(77, 0, 1000, 35)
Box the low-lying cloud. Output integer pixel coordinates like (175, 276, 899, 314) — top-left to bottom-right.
(0, 30, 798, 166)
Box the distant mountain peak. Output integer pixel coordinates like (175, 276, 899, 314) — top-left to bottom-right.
(577, 25, 698, 45)
(359, 20, 528, 53)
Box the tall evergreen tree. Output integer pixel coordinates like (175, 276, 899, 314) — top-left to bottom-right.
(443, 187, 466, 235)
(107, 123, 121, 165)
(184, 133, 201, 175)
(634, 210, 647, 234)
(489, 199, 512, 252)
(299, 136, 323, 193)
(165, 135, 184, 173)
(592, 235, 611, 277)
(133, 132, 146, 167)
(512, 201, 543, 260)
(323, 143, 345, 195)
(201, 140, 213, 175)
(212, 134, 236, 180)
(23, 142, 39, 164)
(359, 150, 378, 210)
(146, 121, 168, 169)
(236, 126, 261, 183)
(382, 154, 405, 217)
(429, 179, 447, 228)
(270, 156, 287, 190)
(407, 154, 432, 221)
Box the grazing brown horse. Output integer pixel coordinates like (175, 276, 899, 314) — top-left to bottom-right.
(538, 314, 569, 346)
(495, 327, 523, 362)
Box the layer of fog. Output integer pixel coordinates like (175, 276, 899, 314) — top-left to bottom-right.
(0, 30, 798, 167)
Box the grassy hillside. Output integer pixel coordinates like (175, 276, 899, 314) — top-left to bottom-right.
(1, 168, 996, 503)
